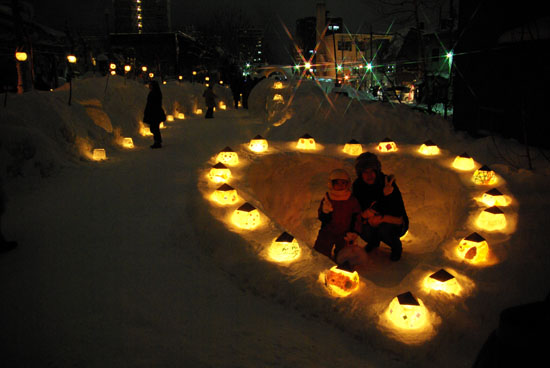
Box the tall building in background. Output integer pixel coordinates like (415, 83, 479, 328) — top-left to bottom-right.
(238, 28, 265, 66)
(113, 0, 171, 34)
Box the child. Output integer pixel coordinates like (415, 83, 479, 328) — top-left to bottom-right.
(313, 169, 363, 262)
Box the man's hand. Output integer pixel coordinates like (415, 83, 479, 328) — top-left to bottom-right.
(368, 214, 384, 227)
(322, 193, 333, 213)
(383, 174, 395, 196)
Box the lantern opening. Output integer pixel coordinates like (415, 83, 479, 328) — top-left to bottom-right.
(457, 232, 489, 262)
(472, 165, 497, 185)
(249, 135, 268, 153)
(453, 152, 475, 171)
(386, 292, 429, 329)
(209, 163, 231, 183)
(476, 206, 507, 231)
(324, 265, 360, 297)
(377, 137, 398, 152)
(424, 269, 462, 295)
(296, 134, 316, 150)
(343, 139, 362, 156)
(418, 140, 440, 155)
(211, 183, 239, 205)
(268, 232, 301, 262)
(92, 148, 107, 161)
(231, 202, 261, 230)
(216, 146, 239, 166)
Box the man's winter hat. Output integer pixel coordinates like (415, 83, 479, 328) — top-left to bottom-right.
(355, 152, 381, 176)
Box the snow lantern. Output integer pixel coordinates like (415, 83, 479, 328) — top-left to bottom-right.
(418, 140, 440, 155)
(177, 112, 185, 119)
(232, 203, 260, 230)
(122, 137, 134, 149)
(343, 139, 362, 156)
(480, 188, 510, 207)
(159, 122, 166, 129)
(249, 135, 268, 153)
(472, 165, 497, 185)
(211, 184, 239, 205)
(273, 81, 284, 89)
(216, 147, 239, 166)
(324, 265, 360, 297)
(166, 115, 174, 122)
(424, 269, 461, 295)
(208, 163, 231, 183)
(273, 94, 284, 103)
(457, 232, 489, 263)
(219, 101, 227, 110)
(452, 152, 475, 171)
(92, 148, 107, 161)
(377, 137, 398, 152)
(476, 206, 507, 231)
(139, 122, 153, 136)
(268, 232, 301, 262)
(195, 108, 203, 115)
(296, 134, 316, 150)
(386, 292, 429, 329)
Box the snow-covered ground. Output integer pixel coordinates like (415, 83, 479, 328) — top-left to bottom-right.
(1, 75, 549, 367)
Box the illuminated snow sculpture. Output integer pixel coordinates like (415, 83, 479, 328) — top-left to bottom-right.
(268, 232, 301, 262)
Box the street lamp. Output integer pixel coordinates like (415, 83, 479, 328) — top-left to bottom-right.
(67, 54, 77, 105)
(15, 51, 27, 62)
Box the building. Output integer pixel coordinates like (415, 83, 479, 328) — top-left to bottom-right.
(113, 0, 171, 34)
(238, 28, 264, 67)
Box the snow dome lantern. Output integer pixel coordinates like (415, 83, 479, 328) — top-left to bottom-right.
(122, 137, 134, 149)
(208, 163, 231, 183)
(386, 292, 429, 329)
(273, 81, 284, 89)
(249, 135, 268, 153)
(232, 203, 260, 230)
(480, 188, 510, 207)
(211, 184, 239, 205)
(476, 206, 507, 231)
(296, 134, 316, 150)
(92, 148, 107, 161)
(216, 146, 239, 166)
(473, 165, 497, 185)
(457, 232, 489, 263)
(418, 140, 440, 155)
(343, 139, 362, 156)
(273, 94, 284, 103)
(195, 108, 203, 115)
(424, 269, 461, 295)
(166, 115, 174, 122)
(452, 152, 475, 171)
(177, 112, 185, 119)
(268, 232, 301, 262)
(219, 101, 227, 110)
(324, 265, 360, 297)
(377, 137, 398, 152)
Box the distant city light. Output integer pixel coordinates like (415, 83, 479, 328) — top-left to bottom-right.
(67, 55, 77, 63)
(366, 63, 373, 70)
(304, 62, 311, 69)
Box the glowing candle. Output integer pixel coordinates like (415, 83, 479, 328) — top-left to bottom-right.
(216, 147, 239, 166)
(249, 135, 268, 153)
(343, 139, 362, 156)
(453, 152, 475, 171)
(231, 203, 260, 229)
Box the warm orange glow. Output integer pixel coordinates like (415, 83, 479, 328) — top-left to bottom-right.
(205, 76, 210, 81)
(268, 232, 301, 262)
(386, 292, 429, 329)
(15, 51, 27, 61)
(124, 65, 131, 72)
(159, 122, 166, 129)
(377, 138, 398, 152)
(238, 101, 242, 107)
(452, 152, 475, 171)
(457, 232, 489, 262)
(178, 75, 183, 80)
(67, 55, 77, 64)
(148, 72, 154, 78)
(324, 266, 360, 297)
(476, 206, 507, 231)
(141, 66, 147, 72)
(92, 148, 107, 161)
(162, 81, 167, 85)
(192, 71, 197, 76)
(296, 134, 316, 150)
(249, 135, 268, 153)
(343, 139, 362, 156)
(211, 184, 239, 205)
(423, 269, 462, 295)
(195, 108, 203, 115)
(418, 140, 440, 155)
(216, 147, 239, 166)
(177, 112, 185, 119)
(139, 122, 153, 136)
(122, 137, 134, 149)
(231, 203, 261, 230)
(480, 188, 510, 207)
(166, 115, 174, 122)
(109, 63, 116, 70)
(473, 165, 497, 185)
(208, 163, 231, 183)
(273, 94, 284, 102)
(273, 81, 284, 89)
(219, 101, 227, 110)
(110, 70, 116, 75)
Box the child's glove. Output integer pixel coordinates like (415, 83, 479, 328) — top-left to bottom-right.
(344, 232, 358, 245)
(322, 193, 333, 213)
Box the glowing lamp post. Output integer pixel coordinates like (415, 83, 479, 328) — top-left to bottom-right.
(476, 206, 507, 231)
(473, 165, 497, 185)
(268, 232, 301, 262)
(424, 269, 461, 295)
(208, 163, 231, 183)
(211, 183, 239, 205)
(216, 147, 239, 166)
(452, 152, 475, 171)
(296, 133, 316, 150)
(249, 135, 268, 153)
(109, 63, 116, 72)
(92, 148, 107, 161)
(67, 54, 77, 105)
(480, 188, 510, 207)
(324, 265, 360, 297)
(418, 140, 440, 155)
(457, 232, 489, 262)
(148, 72, 154, 79)
(377, 137, 398, 152)
(231, 202, 260, 230)
(343, 139, 362, 156)
(122, 137, 134, 148)
(386, 292, 429, 329)
(15, 51, 27, 62)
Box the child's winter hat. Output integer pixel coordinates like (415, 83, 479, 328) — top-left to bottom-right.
(355, 152, 381, 176)
(328, 169, 351, 190)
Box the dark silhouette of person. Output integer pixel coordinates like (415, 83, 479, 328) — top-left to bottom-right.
(230, 76, 242, 109)
(1, 180, 17, 253)
(143, 81, 166, 149)
(203, 84, 217, 118)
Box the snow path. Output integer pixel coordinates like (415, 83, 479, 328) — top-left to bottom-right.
(1, 111, 394, 367)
